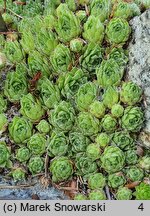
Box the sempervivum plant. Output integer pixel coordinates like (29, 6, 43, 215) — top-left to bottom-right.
(86, 143, 101, 161)
(125, 149, 138, 165)
(70, 38, 84, 53)
(106, 18, 131, 44)
(125, 166, 144, 182)
(95, 133, 110, 148)
(75, 153, 98, 178)
(79, 43, 104, 74)
(101, 114, 117, 133)
(89, 101, 106, 118)
(108, 47, 128, 67)
(50, 101, 75, 132)
(20, 93, 45, 122)
(50, 44, 73, 74)
(101, 146, 125, 173)
(69, 131, 90, 153)
(4, 40, 25, 64)
(0, 141, 11, 168)
(134, 182, 150, 200)
(37, 77, 60, 109)
(77, 112, 100, 136)
(113, 1, 133, 19)
(88, 173, 106, 189)
(76, 82, 98, 111)
(121, 106, 144, 132)
(112, 131, 134, 150)
(55, 3, 81, 43)
(12, 168, 26, 181)
(28, 157, 44, 175)
(47, 132, 68, 157)
(36, 120, 51, 134)
(111, 104, 124, 118)
(96, 59, 124, 87)
(139, 156, 150, 171)
(116, 187, 132, 200)
(120, 82, 142, 105)
(50, 157, 73, 182)
(74, 194, 87, 200)
(89, 189, 106, 200)
(82, 16, 104, 43)
(102, 87, 119, 109)
(108, 172, 126, 189)
(27, 133, 46, 156)
(16, 147, 30, 163)
(9, 116, 33, 144)
(58, 67, 87, 99)
(90, 0, 111, 22)
(4, 71, 28, 103)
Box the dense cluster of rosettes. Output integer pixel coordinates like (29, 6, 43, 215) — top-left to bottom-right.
(0, 0, 150, 200)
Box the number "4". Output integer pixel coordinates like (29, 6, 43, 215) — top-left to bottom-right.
(138, 203, 144, 211)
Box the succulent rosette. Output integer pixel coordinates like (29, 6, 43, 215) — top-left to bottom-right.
(125, 150, 138, 165)
(126, 166, 144, 182)
(75, 153, 98, 178)
(89, 189, 106, 200)
(28, 157, 44, 175)
(134, 183, 150, 200)
(80, 43, 104, 74)
(37, 77, 60, 109)
(20, 93, 45, 122)
(101, 146, 125, 173)
(108, 172, 126, 189)
(27, 133, 46, 156)
(20, 30, 35, 54)
(111, 131, 134, 150)
(106, 18, 131, 44)
(12, 168, 26, 181)
(88, 173, 106, 189)
(74, 194, 87, 200)
(58, 67, 87, 99)
(50, 44, 73, 74)
(120, 82, 142, 105)
(70, 38, 84, 53)
(116, 187, 132, 200)
(111, 104, 124, 118)
(76, 10, 87, 23)
(89, 101, 106, 118)
(66, 0, 77, 11)
(95, 133, 110, 148)
(35, 28, 58, 55)
(0, 141, 11, 168)
(76, 82, 98, 111)
(36, 120, 50, 134)
(4, 71, 28, 103)
(50, 157, 73, 182)
(48, 132, 68, 157)
(108, 47, 128, 67)
(4, 41, 25, 64)
(102, 87, 119, 109)
(96, 59, 124, 87)
(90, 0, 111, 22)
(101, 115, 117, 133)
(113, 1, 133, 19)
(16, 147, 30, 162)
(55, 3, 81, 43)
(139, 156, 150, 171)
(83, 16, 104, 44)
(0, 113, 8, 134)
(69, 132, 90, 153)
(121, 106, 144, 132)
(77, 112, 100, 136)
(86, 144, 101, 161)
(28, 51, 51, 78)
(50, 101, 75, 132)
(0, 95, 7, 113)
(9, 116, 33, 144)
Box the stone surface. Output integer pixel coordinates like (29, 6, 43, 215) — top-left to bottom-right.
(127, 9, 150, 148)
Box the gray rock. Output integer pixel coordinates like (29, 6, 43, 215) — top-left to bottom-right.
(127, 9, 150, 148)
